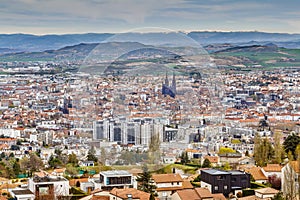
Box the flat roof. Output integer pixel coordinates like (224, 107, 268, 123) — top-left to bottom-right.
(100, 170, 132, 177)
(201, 169, 230, 175)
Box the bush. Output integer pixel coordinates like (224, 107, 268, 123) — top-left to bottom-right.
(242, 189, 255, 197)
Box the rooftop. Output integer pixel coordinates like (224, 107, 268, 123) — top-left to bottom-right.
(100, 170, 132, 177)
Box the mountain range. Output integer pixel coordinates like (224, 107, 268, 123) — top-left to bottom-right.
(1, 31, 300, 53)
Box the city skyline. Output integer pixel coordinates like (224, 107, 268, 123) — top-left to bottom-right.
(0, 0, 300, 35)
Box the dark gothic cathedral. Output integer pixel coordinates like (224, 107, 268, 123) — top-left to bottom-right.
(162, 72, 176, 98)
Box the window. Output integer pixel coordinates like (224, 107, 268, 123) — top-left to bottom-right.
(171, 182, 174, 185)
(177, 182, 180, 185)
(214, 186, 218, 191)
(224, 185, 228, 190)
(162, 192, 167, 197)
(217, 176, 224, 180)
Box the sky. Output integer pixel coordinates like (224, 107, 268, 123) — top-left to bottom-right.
(0, 0, 300, 35)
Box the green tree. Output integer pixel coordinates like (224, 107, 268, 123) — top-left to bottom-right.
(87, 146, 98, 162)
(136, 165, 156, 196)
(218, 147, 236, 154)
(254, 134, 274, 166)
(180, 151, 189, 165)
(68, 153, 78, 167)
(202, 158, 212, 168)
(48, 155, 62, 168)
(283, 132, 300, 160)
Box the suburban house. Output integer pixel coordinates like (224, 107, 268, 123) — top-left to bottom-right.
(110, 188, 151, 200)
(219, 153, 242, 164)
(28, 174, 70, 199)
(201, 169, 250, 197)
(152, 173, 183, 199)
(255, 187, 279, 199)
(262, 164, 282, 178)
(172, 188, 226, 200)
(245, 166, 268, 184)
(99, 170, 133, 191)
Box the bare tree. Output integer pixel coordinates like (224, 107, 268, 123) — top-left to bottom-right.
(282, 163, 297, 200)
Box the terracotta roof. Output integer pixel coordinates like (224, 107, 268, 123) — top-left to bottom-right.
(262, 164, 282, 172)
(90, 196, 109, 200)
(195, 188, 213, 199)
(182, 180, 193, 189)
(156, 186, 182, 191)
(152, 173, 183, 183)
(289, 161, 300, 173)
(204, 156, 219, 163)
(255, 187, 279, 195)
(176, 189, 201, 200)
(245, 167, 268, 181)
(211, 193, 227, 200)
(110, 188, 150, 200)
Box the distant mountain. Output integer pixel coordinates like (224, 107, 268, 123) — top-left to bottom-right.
(0, 33, 113, 52)
(1, 31, 300, 53)
(188, 31, 300, 45)
(215, 44, 278, 54)
(0, 42, 150, 62)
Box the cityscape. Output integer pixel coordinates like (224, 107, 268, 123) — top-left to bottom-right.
(0, 1, 300, 200)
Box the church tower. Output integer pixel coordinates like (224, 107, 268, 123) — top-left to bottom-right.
(172, 72, 176, 95)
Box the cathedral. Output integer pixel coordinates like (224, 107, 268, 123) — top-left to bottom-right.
(162, 72, 176, 98)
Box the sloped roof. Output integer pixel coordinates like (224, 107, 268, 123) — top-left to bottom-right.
(152, 173, 183, 183)
(262, 164, 282, 172)
(110, 188, 150, 200)
(255, 187, 279, 195)
(195, 188, 213, 199)
(245, 166, 268, 181)
(176, 189, 201, 200)
(182, 180, 193, 189)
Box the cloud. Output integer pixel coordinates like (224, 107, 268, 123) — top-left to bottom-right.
(0, 0, 299, 34)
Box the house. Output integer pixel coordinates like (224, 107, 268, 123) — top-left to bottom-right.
(52, 168, 66, 176)
(9, 189, 35, 200)
(262, 164, 282, 178)
(152, 173, 183, 199)
(281, 161, 299, 199)
(28, 174, 70, 199)
(255, 187, 279, 199)
(219, 153, 242, 164)
(245, 167, 268, 184)
(172, 188, 226, 200)
(204, 156, 219, 167)
(99, 170, 133, 191)
(80, 161, 95, 167)
(200, 169, 250, 197)
(110, 188, 151, 200)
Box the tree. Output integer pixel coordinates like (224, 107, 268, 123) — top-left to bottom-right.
(273, 131, 284, 164)
(254, 134, 274, 166)
(180, 151, 189, 165)
(268, 174, 281, 190)
(282, 163, 297, 200)
(271, 192, 285, 200)
(148, 133, 161, 165)
(48, 155, 62, 168)
(218, 147, 236, 154)
(136, 165, 156, 197)
(68, 153, 78, 167)
(20, 153, 43, 176)
(87, 146, 98, 162)
(283, 132, 300, 160)
(202, 158, 212, 168)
